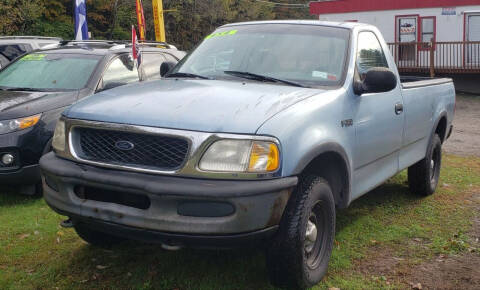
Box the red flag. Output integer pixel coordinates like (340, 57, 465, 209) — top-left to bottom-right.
(135, 0, 146, 41)
(132, 25, 141, 67)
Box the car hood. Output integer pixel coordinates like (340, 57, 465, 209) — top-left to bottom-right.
(0, 90, 78, 120)
(65, 79, 324, 134)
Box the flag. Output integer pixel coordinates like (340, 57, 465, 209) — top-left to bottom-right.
(74, 0, 89, 40)
(132, 26, 142, 68)
(135, 0, 147, 41)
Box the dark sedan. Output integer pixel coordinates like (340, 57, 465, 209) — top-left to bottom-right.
(0, 40, 185, 195)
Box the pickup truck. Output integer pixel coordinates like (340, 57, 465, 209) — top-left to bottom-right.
(40, 21, 455, 289)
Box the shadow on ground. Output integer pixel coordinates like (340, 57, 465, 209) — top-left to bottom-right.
(0, 186, 40, 207)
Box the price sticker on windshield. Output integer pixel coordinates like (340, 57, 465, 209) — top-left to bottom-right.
(205, 30, 238, 40)
(21, 54, 46, 61)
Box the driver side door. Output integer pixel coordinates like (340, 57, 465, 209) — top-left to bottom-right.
(351, 31, 404, 199)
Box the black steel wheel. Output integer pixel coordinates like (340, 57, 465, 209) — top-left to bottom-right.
(266, 176, 336, 289)
(408, 134, 442, 196)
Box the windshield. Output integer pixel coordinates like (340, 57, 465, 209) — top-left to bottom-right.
(0, 53, 101, 91)
(172, 24, 350, 87)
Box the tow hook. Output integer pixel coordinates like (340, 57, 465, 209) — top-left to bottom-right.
(60, 218, 75, 228)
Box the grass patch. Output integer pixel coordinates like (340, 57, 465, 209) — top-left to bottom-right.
(0, 154, 478, 289)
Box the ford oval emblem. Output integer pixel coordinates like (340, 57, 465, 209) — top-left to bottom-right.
(115, 140, 135, 151)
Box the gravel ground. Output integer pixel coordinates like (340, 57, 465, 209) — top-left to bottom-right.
(443, 94, 480, 157)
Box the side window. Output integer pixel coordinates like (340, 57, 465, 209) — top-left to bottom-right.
(0, 45, 28, 61)
(140, 53, 167, 80)
(356, 32, 389, 78)
(101, 54, 139, 90)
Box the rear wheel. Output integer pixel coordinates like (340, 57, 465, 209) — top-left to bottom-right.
(408, 134, 442, 196)
(74, 223, 124, 248)
(266, 176, 336, 289)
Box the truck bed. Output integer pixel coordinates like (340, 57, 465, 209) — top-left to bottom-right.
(400, 76, 453, 89)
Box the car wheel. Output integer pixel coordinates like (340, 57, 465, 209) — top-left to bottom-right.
(408, 134, 442, 196)
(74, 223, 125, 248)
(266, 176, 336, 289)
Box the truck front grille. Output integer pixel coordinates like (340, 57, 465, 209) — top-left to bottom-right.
(74, 127, 189, 170)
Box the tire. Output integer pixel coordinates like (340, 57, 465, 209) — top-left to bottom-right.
(74, 223, 124, 248)
(266, 176, 336, 289)
(408, 134, 442, 196)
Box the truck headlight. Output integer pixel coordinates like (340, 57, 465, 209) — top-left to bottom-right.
(199, 139, 280, 173)
(52, 120, 66, 152)
(0, 114, 41, 135)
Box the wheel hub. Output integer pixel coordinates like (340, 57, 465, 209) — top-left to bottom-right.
(305, 220, 318, 254)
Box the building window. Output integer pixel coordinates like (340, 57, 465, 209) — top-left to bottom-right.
(420, 17, 436, 47)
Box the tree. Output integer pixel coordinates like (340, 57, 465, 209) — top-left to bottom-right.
(0, 0, 313, 49)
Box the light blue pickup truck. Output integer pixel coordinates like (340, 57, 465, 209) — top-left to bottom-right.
(40, 21, 455, 288)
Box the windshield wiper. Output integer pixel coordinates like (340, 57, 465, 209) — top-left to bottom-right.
(165, 72, 211, 80)
(0, 87, 60, 92)
(223, 71, 307, 88)
(3, 87, 42, 92)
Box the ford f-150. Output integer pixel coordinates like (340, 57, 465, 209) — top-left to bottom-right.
(40, 21, 455, 288)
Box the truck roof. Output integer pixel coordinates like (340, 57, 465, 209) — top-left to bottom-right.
(221, 19, 367, 30)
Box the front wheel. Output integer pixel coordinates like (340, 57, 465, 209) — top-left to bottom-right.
(266, 176, 336, 289)
(408, 134, 442, 196)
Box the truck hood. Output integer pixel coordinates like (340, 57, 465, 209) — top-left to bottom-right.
(0, 90, 78, 120)
(65, 79, 323, 134)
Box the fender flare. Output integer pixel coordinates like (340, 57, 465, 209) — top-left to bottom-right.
(292, 142, 351, 208)
(430, 111, 448, 144)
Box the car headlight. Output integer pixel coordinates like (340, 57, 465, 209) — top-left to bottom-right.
(0, 114, 41, 135)
(199, 139, 280, 173)
(52, 120, 66, 152)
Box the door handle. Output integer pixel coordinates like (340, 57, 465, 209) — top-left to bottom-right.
(395, 103, 404, 115)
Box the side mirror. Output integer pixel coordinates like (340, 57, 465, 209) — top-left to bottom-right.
(354, 67, 397, 95)
(160, 61, 176, 77)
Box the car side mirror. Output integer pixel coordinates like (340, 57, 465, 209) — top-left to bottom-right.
(354, 67, 397, 95)
(160, 61, 176, 77)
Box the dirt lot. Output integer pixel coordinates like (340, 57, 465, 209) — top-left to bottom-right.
(443, 94, 480, 157)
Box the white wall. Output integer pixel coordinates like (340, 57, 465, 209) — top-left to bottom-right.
(318, 6, 480, 43)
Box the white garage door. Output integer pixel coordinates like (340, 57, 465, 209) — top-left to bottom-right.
(467, 14, 480, 64)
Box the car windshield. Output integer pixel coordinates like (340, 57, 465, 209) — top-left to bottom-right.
(172, 24, 350, 87)
(0, 53, 102, 91)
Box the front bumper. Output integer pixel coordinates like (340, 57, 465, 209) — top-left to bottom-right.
(40, 153, 297, 244)
(0, 126, 49, 185)
(0, 164, 41, 185)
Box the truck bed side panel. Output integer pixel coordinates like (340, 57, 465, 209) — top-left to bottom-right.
(399, 81, 455, 170)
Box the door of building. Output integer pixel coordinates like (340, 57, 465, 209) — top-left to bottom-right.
(466, 14, 480, 65)
(397, 16, 418, 66)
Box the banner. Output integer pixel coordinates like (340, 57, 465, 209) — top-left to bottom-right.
(74, 0, 89, 40)
(135, 0, 146, 41)
(152, 0, 166, 42)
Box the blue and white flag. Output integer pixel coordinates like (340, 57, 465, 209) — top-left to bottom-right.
(74, 0, 89, 40)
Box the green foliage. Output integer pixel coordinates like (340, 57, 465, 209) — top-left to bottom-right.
(0, 0, 312, 49)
